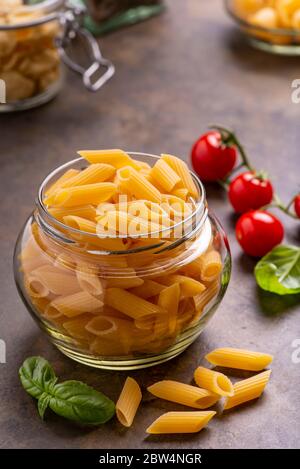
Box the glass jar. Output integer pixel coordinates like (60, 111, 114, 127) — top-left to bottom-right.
(14, 153, 231, 370)
(225, 0, 300, 55)
(0, 0, 115, 112)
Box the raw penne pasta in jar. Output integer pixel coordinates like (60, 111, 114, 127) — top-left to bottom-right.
(14, 149, 231, 369)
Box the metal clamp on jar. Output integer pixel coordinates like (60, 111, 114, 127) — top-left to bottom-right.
(0, 0, 115, 112)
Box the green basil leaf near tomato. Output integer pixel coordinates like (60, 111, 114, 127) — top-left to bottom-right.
(19, 357, 115, 425)
(255, 245, 300, 295)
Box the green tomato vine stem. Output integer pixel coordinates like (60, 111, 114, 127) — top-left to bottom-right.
(208, 125, 299, 220)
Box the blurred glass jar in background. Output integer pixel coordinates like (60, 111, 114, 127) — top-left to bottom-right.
(0, 0, 115, 112)
(84, 0, 164, 35)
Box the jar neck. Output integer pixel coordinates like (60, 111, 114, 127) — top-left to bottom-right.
(34, 153, 209, 273)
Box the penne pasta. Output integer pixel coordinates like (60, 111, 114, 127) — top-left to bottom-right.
(193, 279, 219, 313)
(148, 380, 220, 409)
(171, 187, 189, 200)
(90, 337, 129, 356)
(129, 280, 166, 299)
(99, 210, 162, 237)
(194, 366, 234, 397)
(205, 348, 273, 371)
(198, 250, 222, 282)
(63, 314, 95, 340)
(150, 159, 181, 192)
(60, 164, 116, 188)
(161, 154, 198, 198)
(48, 205, 97, 222)
(45, 291, 104, 318)
(146, 410, 216, 434)
(224, 370, 272, 410)
(78, 149, 140, 170)
(158, 283, 180, 334)
(117, 167, 162, 204)
(76, 263, 103, 296)
(28, 265, 79, 296)
(156, 274, 206, 298)
(116, 377, 142, 427)
(106, 276, 144, 289)
(45, 183, 117, 208)
(45, 168, 79, 197)
(85, 315, 133, 354)
(105, 288, 164, 320)
(63, 216, 97, 233)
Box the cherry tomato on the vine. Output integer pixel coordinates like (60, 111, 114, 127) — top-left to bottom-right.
(228, 171, 274, 213)
(236, 210, 284, 257)
(191, 131, 237, 182)
(294, 194, 300, 218)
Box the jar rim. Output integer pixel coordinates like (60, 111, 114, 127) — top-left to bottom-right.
(0, 0, 64, 30)
(36, 152, 207, 255)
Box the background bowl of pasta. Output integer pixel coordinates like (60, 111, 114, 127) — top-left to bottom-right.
(225, 0, 300, 55)
(14, 151, 231, 370)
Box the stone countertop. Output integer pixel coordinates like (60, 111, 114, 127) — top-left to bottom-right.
(0, 0, 299, 450)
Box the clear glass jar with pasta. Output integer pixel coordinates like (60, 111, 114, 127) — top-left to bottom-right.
(0, 0, 114, 112)
(14, 152, 231, 369)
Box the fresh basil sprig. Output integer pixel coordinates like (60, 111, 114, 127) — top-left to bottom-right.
(19, 357, 115, 425)
(255, 245, 300, 295)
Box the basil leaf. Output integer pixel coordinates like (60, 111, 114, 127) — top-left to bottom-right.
(49, 380, 115, 425)
(19, 356, 57, 399)
(19, 357, 115, 425)
(255, 245, 300, 295)
(38, 393, 51, 420)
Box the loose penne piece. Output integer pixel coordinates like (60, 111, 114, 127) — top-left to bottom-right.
(194, 366, 234, 397)
(224, 370, 272, 410)
(147, 380, 219, 409)
(146, 411, 216, 434)
(206, 348, 273, 371)
(116, 377, 142, 427)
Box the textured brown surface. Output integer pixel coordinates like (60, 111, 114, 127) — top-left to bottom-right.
(0, 0, 299, 449)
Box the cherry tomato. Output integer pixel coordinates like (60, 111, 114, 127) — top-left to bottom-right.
(191, 131, 237, 182)
(294, 194, 300, 218)
(228, 171, 274, 213)
(236, 210, 284, 257)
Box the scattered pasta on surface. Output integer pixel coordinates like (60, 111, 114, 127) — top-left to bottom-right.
(194, 366, 234, 397)
(206, 347, 273, 371)
(223, 370, 271, 410)
(147, 380, 219, 409)
(116, 377, 142, 427)
(146, 411, 216, 434)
